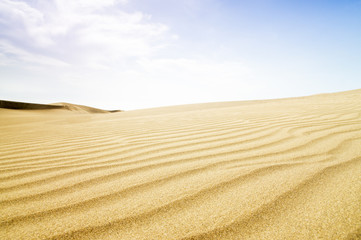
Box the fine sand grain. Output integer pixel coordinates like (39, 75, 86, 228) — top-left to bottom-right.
(1, 90, 361, 240)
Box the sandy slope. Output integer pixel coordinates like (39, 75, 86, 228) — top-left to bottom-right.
(0, 90, 361, 240)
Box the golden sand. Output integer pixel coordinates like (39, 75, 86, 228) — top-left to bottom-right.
(1, 90, 361, 240)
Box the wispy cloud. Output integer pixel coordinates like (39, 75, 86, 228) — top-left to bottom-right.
(0, 40, 68, 67)
(0, 0, 170, 67)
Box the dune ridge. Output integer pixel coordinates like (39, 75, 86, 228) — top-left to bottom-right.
(1, 90, 361, 239)
(0, 100, 120, 113)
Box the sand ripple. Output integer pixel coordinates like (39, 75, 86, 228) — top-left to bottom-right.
(1, 90, 361, 239)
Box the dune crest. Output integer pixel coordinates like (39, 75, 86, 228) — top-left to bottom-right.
(1, 90, 361, 240)
(0, 100, 63, 110)
(0, 100, 121, 113)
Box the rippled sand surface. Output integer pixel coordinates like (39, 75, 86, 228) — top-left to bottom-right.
(1, 90, 361, 240)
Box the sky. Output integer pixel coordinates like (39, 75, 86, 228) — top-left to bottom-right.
(1, 0, 361, 110)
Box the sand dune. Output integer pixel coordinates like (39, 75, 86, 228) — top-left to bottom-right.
(1, 90, 361, 240)
(0, 100, 64, 110)
(0, 100, 120, 113)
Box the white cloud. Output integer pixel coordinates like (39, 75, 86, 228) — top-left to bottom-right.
(0, 0, 52, 45)
(54, 0, 125, 13)
(0, 40, 68, 67)
(0, 0, 170, 66)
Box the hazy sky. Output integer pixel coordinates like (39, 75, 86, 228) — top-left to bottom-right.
(1, 0, 361, 110)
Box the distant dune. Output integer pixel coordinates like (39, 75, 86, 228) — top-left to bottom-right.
(1, 90, 361, 240)
(0, 100, 63, 110)
(0, 100, 121, 113)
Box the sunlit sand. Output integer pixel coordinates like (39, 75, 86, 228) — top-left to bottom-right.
(1, 90, 361, 240)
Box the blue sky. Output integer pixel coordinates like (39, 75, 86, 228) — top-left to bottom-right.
(1, 0, 361, 110)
